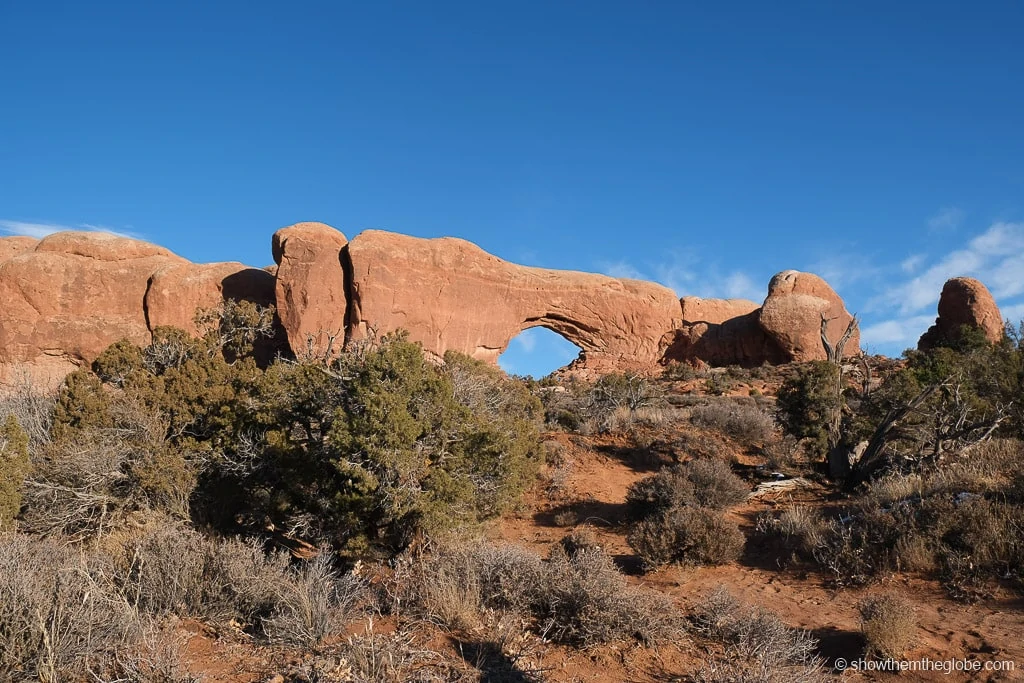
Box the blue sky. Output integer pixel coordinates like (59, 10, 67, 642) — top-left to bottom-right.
(2, 2, 1023, 376)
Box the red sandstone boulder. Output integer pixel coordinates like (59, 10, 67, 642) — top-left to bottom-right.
(272, 222, 348, 357)
(146, 261, 276, 335)
(0, 232, 186, 387)
(918, 277, 1004, 350)
(346, 230, 681, 370)
(758, 270, 860, 362)
(0, 236, 39, 262)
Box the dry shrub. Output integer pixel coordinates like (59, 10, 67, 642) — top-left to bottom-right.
(626, 459, 748, 520)
(414, 547, 486, 631)
(675, 430, 730, 461)
(693, 588, 826, 683)
(541, 544, 682, 646)
(408, 540, 682, 647)
(690, 401, 777, 443)
(264, 555, 364, 645)
(334, 626, 443, 683)
(0, 533, 137, 682)
(559, 526, 601, 557)
(410, 542, 545, 626)
(20, 400, 197, 540)
(0, 374, 56, 448)
(126, 525, 364, 645)
(804, 445, 1024, 595)
(106, 624, 202, 683)
(628, 507, 745, 569)
(859, 592, 917, 659)
(756, 504, 827, 559)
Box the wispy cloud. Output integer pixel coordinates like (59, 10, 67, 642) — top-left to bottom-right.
(927, 207, 965, 233)
(599, 260, 647, 281)
(0, 219, 141, 240)
(880, 221, 1024, 314)
(512, 329, 538, 353)
(600, 253, 762, 302)
(900, 254, 925, 274)
(860, 314, 935, 349)
(857, 220, 1024, 354)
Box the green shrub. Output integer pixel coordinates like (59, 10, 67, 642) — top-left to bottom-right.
(0, 416, 30, 528)
(41, 324, 544, 558)
(776, 361, 840, 458)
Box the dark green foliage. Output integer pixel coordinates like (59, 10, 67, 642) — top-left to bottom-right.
(0, 416, 30, 528)
(46, 324, 543, 557)
(775, 361, 840, 458)
(92, 339, 144, 387)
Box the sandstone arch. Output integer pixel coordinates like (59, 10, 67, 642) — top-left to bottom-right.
(498, 325, 584, 376)
(344, 230, 682, 371)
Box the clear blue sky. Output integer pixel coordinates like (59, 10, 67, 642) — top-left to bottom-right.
(2, 2, 1023, 376)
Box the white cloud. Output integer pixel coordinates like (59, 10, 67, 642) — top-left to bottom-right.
(808, 253, 884, 292)
(860, 314, 935, 348)
(721, 271, 763, 301)
(927, 207, 965, 232)
(513, 328, 538, 353)
(880, 222, 1024, 315)
(0, 220, 72, 238)
(1000, 302, 1024, 323)
(599, 261, 647, 280)
(600, 253, 764, 303)
(0, 219, 140, 240)
(900, 254, 925, 274)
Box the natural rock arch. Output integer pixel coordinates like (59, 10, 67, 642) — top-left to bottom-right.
(498, 325, 584, 376)
(344, 230, 682, 371)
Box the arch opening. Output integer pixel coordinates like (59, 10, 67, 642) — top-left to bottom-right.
(498, 326, 582, 379)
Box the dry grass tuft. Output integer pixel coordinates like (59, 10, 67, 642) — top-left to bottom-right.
(859, 591, 917, 659)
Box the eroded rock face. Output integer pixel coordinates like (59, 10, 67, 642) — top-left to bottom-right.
(679, 296, 760, 325)
(664, 297, 785, 367)
(146, 261, 277, 334)
(0, 236, 39, 262)
(918, 277, 1004, 350)
(758, 270, 860, 362)
(0, 232, 187, 387)
(346, 230, 681, 369)
(272, 222, 348, 357)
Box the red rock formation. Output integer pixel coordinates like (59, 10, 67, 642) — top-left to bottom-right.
(664, 297, 786, 367)
(272, 222, 348, 358)
(918, 277, 1004, 350)
(345, 230, 681, 369)
(146, 261, 276, 334)
(758, 270, 860, 362)
(0, 232, 186, 387)
(679, 296, 760, 324)
(0, 236, 39, 262)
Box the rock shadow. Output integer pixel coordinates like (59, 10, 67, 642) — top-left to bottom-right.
(533, 500, 628, 529)
(451, 638, 543, 683)
(811, 625, 864, 666)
